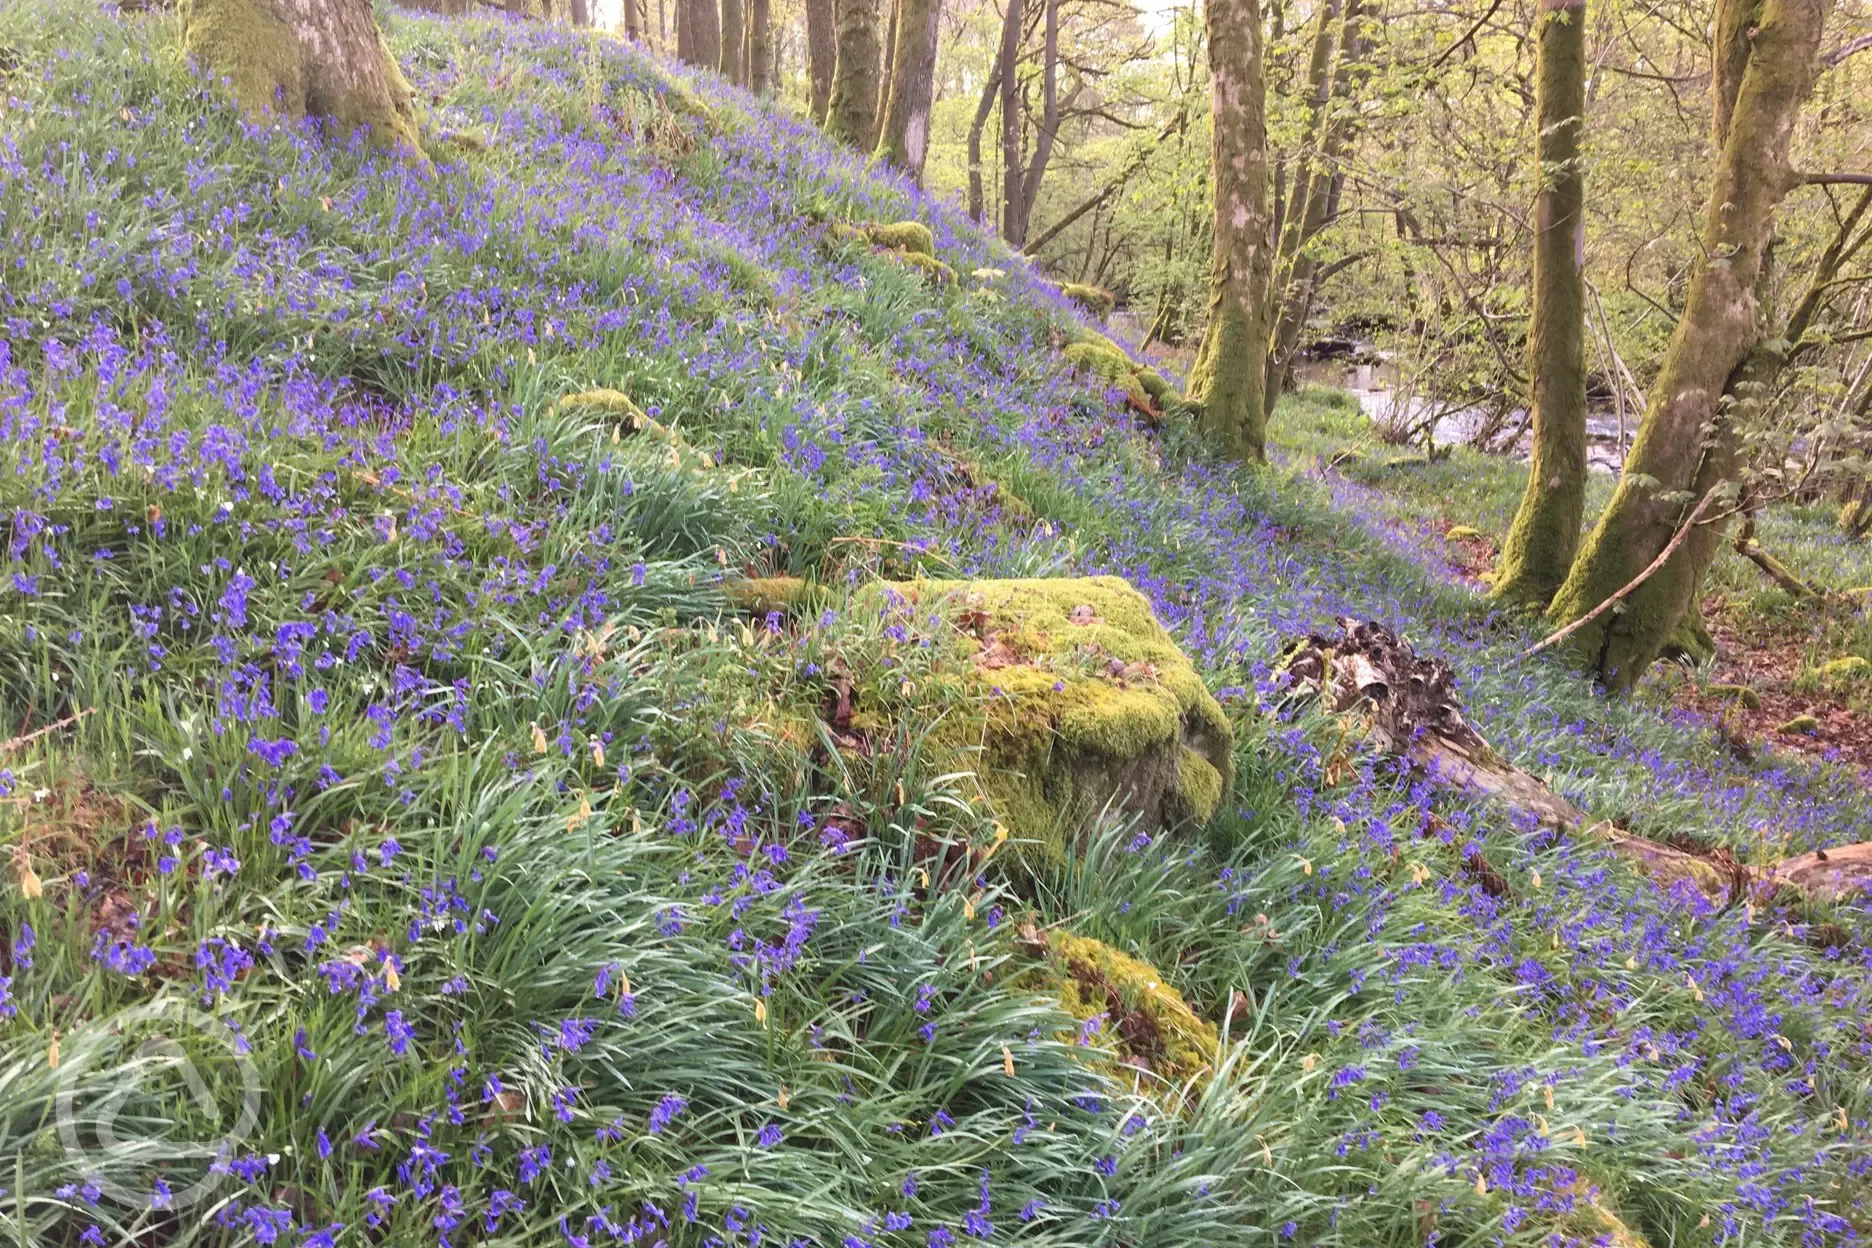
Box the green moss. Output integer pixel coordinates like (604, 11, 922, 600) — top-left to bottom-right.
(1061, 282, 1116, 317)
(1777, 715, 1820, 735)
(1134, 366, 1177, 405)
(723, 576, 824, 616)
(1447, 525, 1484, 542)
(1062, 340, 1136, 385)
(1705, 682, 1762, 709)
(180, 0, 304, 122)
(552, 390, 714, 467)
(859, 576, 1233, 874)
(1045, 932, 1218, 1084)
(863, 220, 935, 256)
(892, 251, 956, 285)
(1818, 655, 1871, 685)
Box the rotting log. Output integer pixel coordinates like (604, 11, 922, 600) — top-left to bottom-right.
(1280, 619, 1872, 904)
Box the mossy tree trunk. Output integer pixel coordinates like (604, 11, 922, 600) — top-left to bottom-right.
(825, 0, 881, 147)
(876, 0, 939, 181)
(719, 0, 744, 83)
(1491, 0, 1588, 609)
(870, 0, 900, 149)
(1543, 0, 1833, 690)
(745, 0, 772, 93)
(1185, 0, 1274, 461)
(805, 0, 836, 122)
(181, 0, 425, 161)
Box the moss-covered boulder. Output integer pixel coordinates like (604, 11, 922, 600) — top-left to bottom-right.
(1777, 715, 1820, 735)
(551, 389, 715, 468)
(1817, 655, 1871, 687)
(825, 219, 936, 258)
(1036, 929, 1219, 1084)
(729, 575, 1232, 870)
(892, 251, 957, 286)
(1705, 682, 1762, 709)
(1062, 331, 1184, 422)
(875, 576, 1231, 870)
(1061, 282, 1116, 318)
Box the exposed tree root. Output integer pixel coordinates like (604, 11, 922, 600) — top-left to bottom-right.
(1281, 619, 1872, 906)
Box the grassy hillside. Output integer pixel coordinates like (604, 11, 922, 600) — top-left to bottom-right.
(0, 4, 1868, 1245)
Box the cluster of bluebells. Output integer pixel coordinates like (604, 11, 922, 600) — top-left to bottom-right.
(0, 4, 1867, 1247)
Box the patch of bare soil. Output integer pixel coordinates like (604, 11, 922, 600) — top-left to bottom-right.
(1675, 601, 1872, 777)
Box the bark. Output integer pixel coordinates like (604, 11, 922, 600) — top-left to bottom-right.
(625, 0, 643, 39)
(570, 0, 590, 23)
(746, 0, 772, 93)
(1542, 0, 1834, 691)
(876, 0, 941, 180)
(1024, 105, 1189, 255)
(720, 0, 745, 82)
(1491, 0, 1588, 609)
(967, 60, 1002, 223)
(678, 0, 721, 69)
(180, 0, 425, 162)
(872, 0, 900, 149)
(1285, 621, 1872, 905)
(825, 0, 881, 146)
(1014, 0, 1062, 242)
(1185, 0, 1274, 460)
(806, 0, 837, 122)
(1265, 0, 1367, 410)
(997, 0, 1027, 243)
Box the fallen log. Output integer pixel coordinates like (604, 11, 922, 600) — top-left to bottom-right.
(1280, 619, 1872, 905)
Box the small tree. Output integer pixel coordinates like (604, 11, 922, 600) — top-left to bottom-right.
(825, 0, 882, 147)
(180, 0, 425, 161)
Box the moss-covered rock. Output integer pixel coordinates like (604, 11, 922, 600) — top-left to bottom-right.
(1817, 655, 1871, 686)
(1705, 683, 1762, 709)
(1446, 525, 1484, 542)
(887, 577, 1231, 871)
(1777, 715, 1820, 735)
(892, 251, 957, 286)
(1061, 283, 1116, 317)
(1063, 342, 1156, 418)
(1041, 931, 1218, 1084)
(552, 390, 715, 468)
(863, 220, 935, 257)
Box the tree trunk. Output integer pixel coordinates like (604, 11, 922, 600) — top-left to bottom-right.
(1490, 0, 1588, 609)
(871, 0, 900, 149)
(1185, 0, 1274, 460)
(570, 0, 590, 23)
(1543, 0, 1833, 690)
(625, 0, 643, 40)
(1265, 0, 1366, 411)
(876, 0, 941, 181)
(825, 0, 881, 147)
(678, 0, 721, 68)
(997, 0, 1026, 242)
(1015, 0, 1062, 239)
(806, 0, 837, 122)
(720, 0, 745, 81)
(967, 60, 1002, 222)
(746, 0, 772, 92)
(180, 0, 424, 161)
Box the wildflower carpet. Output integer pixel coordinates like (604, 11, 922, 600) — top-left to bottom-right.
(0, 4, 1868, 1245)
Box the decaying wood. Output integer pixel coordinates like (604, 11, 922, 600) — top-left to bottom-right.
(1281, 619, 1872, 905)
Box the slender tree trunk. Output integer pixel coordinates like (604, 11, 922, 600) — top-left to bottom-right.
(1491, 0, 1588, 609)
(677, 0, 721, 67)
(806, 0, 837, 120)
(181, 0, 425, 161)
(1016, 0, 1062, 239)
(570, 0, 590, 22)
(967, 60, 1002, 222)
(1265, 0, 1367, 411)
(1543, 0, 1834, 690)
(746, 0, 772, 92)
(625, 0, 644, 39)
(871, 0, 901, 149)
(1186, 0, 1274, 460)
(997, 0, 1027, 242)
(826, 0, 881, 146)
(720, 0, 745, 81)
(876, 0, 942, 180)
